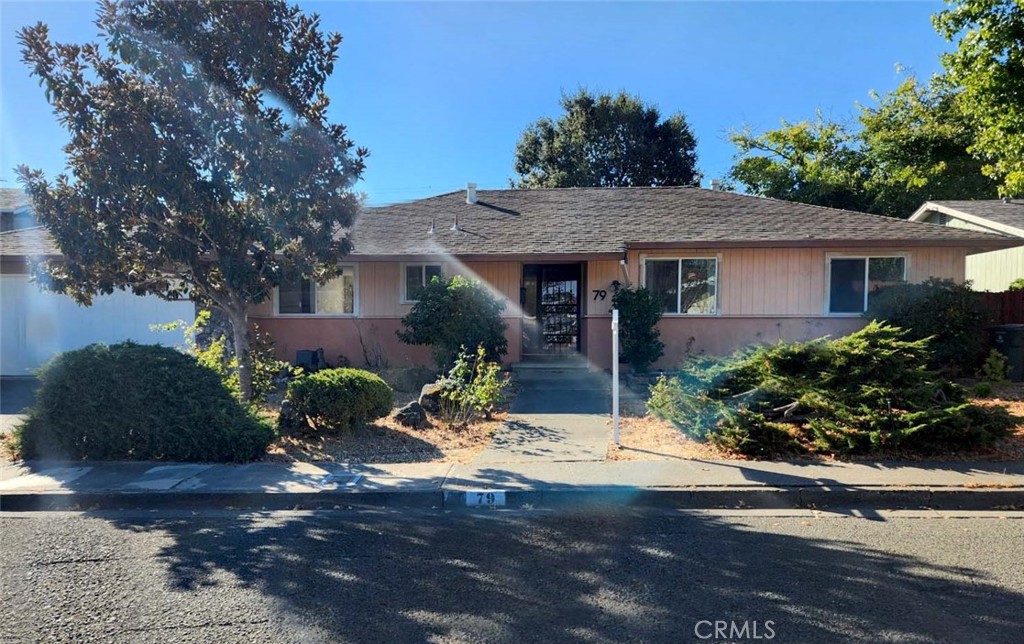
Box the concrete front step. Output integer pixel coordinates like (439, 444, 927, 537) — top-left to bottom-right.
(512, 358, 591, 371)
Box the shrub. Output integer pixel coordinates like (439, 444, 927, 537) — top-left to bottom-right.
(973, 382, 993, 398)
(398, 275, 508, 372)
(611, 287, 664, 372)
(12, 343, 273, 462)
(1009, 278, 1024, 291)
(647, 322, 1015, 457)
(865, 277, 993, 374)
(286, 368, 393, 431)
(154, 310, 290, 403)
(981, 349, 1010, 384)
(437, 345, 511, 429)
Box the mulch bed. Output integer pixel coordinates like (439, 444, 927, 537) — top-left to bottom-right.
(264, 387, 505, 464)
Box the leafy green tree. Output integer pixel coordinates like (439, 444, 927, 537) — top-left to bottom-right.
(728, 115, 872, 212)
(729, 75, 997, 218)
(513, 89, 700, 188)
(859, 74, 998, 214)
(16, 0, 367, 400)
(935, 0, 1024, 196)
(398, 276, 508, 371)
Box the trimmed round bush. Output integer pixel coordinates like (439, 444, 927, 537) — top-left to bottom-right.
(13, 343, 274, 462)
(286, 368, 393, 430)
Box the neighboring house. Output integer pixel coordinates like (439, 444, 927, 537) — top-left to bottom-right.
(0, 189, 34, 232)
(0, 189, 194, 376)
(909, 200, 1024, 292)
(249, 185, 1020, 370)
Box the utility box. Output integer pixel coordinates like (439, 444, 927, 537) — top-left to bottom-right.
(988, 324, 1024, 382)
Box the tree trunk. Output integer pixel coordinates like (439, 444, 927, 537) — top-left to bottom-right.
(226, 307, 254, 402)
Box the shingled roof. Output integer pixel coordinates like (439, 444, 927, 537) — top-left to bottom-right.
(911, 199, 1024, 237)
(4, 188, 1018, 261)
(0, 227, 57, 257)
(0, 188, 30, 212)
(349, 187, 1020, 258)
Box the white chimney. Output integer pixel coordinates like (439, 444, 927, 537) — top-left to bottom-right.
(466, 182, 477, 204)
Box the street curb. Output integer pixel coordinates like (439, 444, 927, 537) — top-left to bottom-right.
(3, 486, 1023, 512)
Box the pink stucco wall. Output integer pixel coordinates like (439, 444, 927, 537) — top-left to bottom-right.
(584, 315, 869, 371)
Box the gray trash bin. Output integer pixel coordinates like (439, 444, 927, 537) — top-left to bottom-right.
(988, 324, 1024, 382)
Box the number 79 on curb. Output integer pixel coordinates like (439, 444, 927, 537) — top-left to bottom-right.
(464, 490, 506, 506)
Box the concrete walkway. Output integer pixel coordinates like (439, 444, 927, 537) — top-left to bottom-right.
(473, 365, 611, 464)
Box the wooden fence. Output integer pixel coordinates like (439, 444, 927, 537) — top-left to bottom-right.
(982, 291, 1024, 324)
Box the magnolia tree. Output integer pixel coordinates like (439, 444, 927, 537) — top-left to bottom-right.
(16, 0, 366, 400)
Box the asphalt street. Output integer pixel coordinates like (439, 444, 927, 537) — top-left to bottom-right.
(1, 508, 1022, 643)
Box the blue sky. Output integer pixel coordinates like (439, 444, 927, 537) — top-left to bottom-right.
(1, 1, 950, 205)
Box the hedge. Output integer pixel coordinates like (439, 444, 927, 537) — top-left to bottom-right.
(12, 343, 274, 462)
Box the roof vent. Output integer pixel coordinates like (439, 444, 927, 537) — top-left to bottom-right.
(451, 215, 463, 232)
(1004, 197, 1012, 204)
(466, 182, 477, 204)
(428, 219, 436, 235)
(710, 179, 723, 191)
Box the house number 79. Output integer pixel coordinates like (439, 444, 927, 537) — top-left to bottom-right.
(592, 289, 608, 301)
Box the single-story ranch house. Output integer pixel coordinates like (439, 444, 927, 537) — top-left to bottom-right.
(909, 199, 1024, 292)
(249, 186, 1021, 370)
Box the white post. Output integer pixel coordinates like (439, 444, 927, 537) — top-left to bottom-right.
(612, 308, 620, 445)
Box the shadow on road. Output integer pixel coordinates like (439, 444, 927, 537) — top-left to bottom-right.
(94, 507, 1024, 642)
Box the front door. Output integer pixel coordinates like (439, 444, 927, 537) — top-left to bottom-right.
(521, 264, 582, 357)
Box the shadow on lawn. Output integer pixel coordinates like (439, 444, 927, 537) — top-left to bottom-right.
(97, 507, 1024, 643)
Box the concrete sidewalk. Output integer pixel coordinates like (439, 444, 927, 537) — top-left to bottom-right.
(3, 458, 1024, 512)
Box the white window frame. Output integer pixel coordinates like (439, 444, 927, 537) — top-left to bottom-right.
(639, 255, 720, 316)
(401, 262, 444, 304)
(824, 253, 909, 316)
(273, 265, 359, 317)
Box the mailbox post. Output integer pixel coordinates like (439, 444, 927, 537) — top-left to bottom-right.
(612, 309, 620, 445)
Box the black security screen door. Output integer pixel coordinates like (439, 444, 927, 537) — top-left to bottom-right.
(521, 264, 582, 356)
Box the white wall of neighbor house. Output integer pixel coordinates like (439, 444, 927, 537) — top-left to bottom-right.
(0, 274, 195, 376)
(589, 246, 965, 317)
(918, 212, 1023, 291)
(962, 248, 1024, 292)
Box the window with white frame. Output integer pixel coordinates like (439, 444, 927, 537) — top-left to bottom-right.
(277, 267, 356, 315)
(827, 256, 906, 314)
(403, 263, 443, 302)
(643, 257, 718, 314)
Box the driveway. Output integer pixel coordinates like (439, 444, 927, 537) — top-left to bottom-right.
(473, 365, 609, 463)
(0, 377, 37, 435)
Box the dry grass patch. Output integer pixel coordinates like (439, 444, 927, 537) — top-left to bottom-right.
(607, 394, 735, 461)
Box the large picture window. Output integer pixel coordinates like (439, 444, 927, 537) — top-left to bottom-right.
(828, 256, 906, 314)
(403, 263, 444, 302)
(643, 257, 718, 314)
(277, 267, 356, 315)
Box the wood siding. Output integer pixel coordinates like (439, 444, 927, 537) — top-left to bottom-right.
(624, 246, 964, 316)
(964, 247, 1024, 292)
(250, 247, 969, 369)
